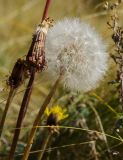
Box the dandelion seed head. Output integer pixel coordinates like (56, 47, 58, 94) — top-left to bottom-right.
(45, 18, 108, 92)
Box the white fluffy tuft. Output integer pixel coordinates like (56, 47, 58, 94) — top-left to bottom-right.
(45, 18, 108, 92)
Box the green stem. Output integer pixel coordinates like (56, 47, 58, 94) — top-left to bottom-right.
(0, 88, 16, 138)
(22, 74, 62, 160)
(38, 131, 51, 160)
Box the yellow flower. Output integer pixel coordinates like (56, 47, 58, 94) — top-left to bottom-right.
(45, 105, 68, 122)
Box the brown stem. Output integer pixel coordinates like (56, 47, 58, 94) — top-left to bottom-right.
(42, 0, 52, 21)
(8, 70, 35, 160)
(22, 74, 62, 160)
(0, 88, 16, 138)
(8, 0, 52, 158)
(120, 64, 123, 111)
(38, 131, 51, 160)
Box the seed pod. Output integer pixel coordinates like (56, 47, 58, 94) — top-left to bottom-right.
(7, 59, 25, 89)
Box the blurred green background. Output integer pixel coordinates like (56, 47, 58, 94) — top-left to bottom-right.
(0, 0, 123, 160)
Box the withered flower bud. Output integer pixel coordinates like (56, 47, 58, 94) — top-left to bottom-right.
(26, 18, 53, 72)
(46, 112, 58, 126)
(46, 112, 59, 134)
(26, 29, 46, 72)
(7, 59, 25, 89)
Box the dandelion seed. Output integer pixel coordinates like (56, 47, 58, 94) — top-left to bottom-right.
(45, 18, 108, 92)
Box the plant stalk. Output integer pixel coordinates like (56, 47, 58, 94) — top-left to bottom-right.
(8, 0, 52, 158)
(0, 88, 16, 138)
(38, 131, 51, 160)
(120, 64, 123, 112)
(22, 74, 62, 160)
(79, 117, 99, 160)
(42, 0, 51, 21)
(8, 70, 35, 160)
(89, 104, 113, 160)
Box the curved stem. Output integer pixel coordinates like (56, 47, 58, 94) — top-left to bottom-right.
(0, 88, 16, 138)
(22, 74, 62, 160)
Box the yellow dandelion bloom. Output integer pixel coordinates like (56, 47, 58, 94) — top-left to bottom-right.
(45, 105, 68, 122)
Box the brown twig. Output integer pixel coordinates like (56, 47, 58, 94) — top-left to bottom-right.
(106, 1, 123, 112)
(105, 0, 123, 132)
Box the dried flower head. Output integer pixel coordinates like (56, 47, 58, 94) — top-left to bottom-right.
(45, 18, 108, 92)
(7, 59, 26, 89)
(26, 18, 53, 72)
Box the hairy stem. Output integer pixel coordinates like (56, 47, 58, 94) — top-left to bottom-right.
(0, 88, 16, 138)
(22, 74, 62, 160)
(8, 70, 35, 160)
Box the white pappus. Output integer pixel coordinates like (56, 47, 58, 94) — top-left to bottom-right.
(45, 18, 108, 92)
